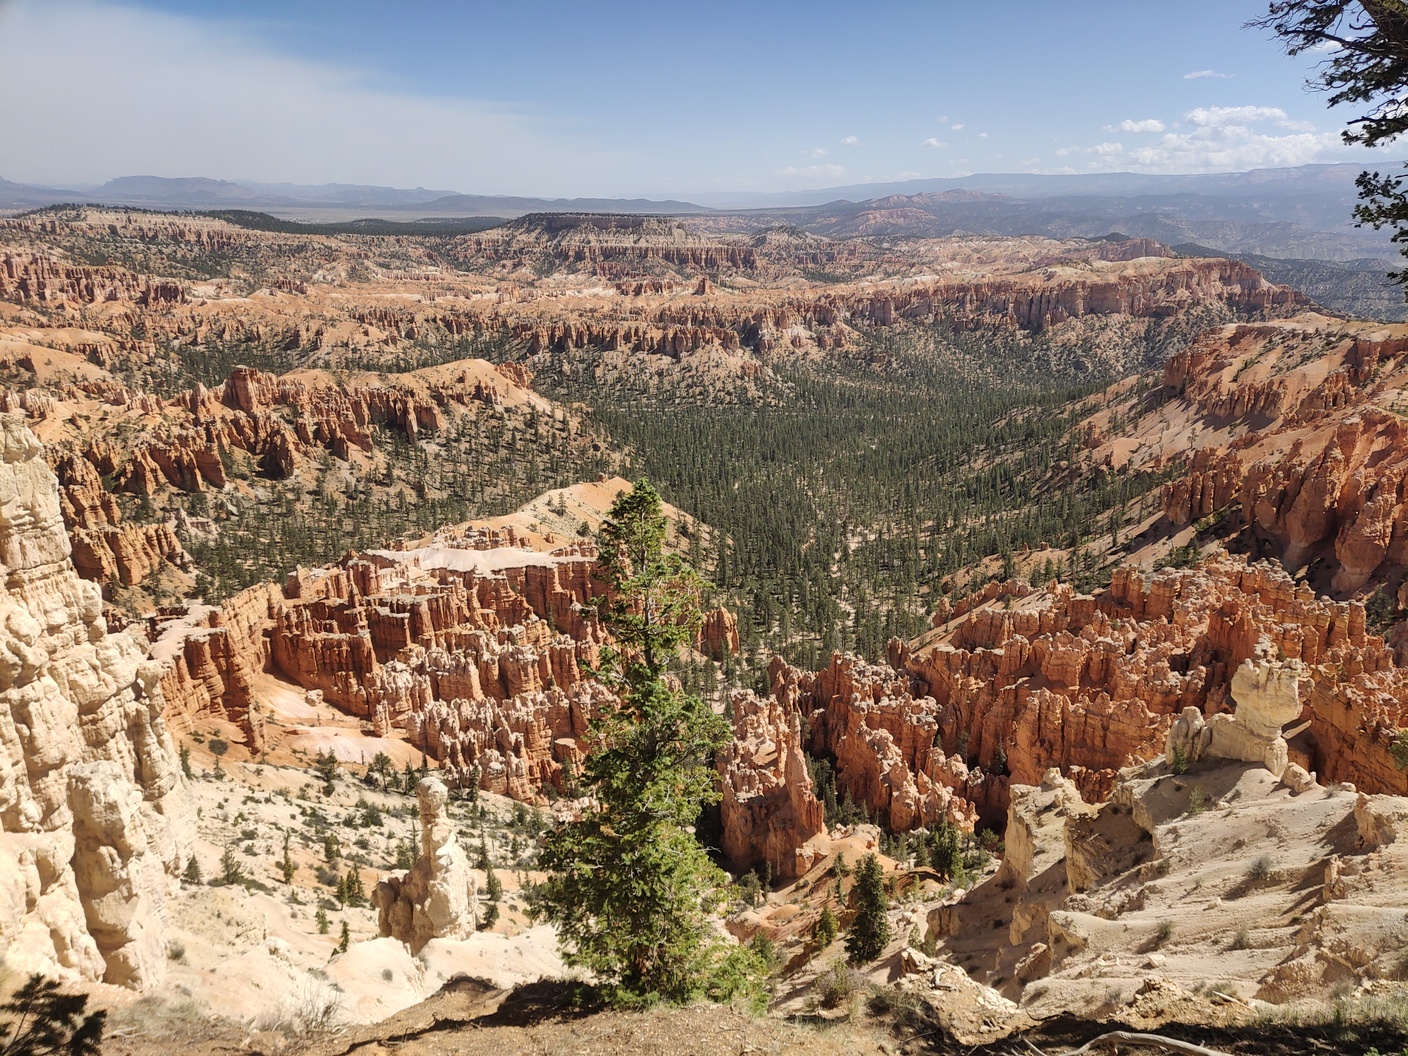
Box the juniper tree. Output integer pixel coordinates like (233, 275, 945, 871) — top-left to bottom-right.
(534, 480, 736, 1004)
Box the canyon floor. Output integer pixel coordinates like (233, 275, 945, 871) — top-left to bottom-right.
(8, 207, 1408, 1055)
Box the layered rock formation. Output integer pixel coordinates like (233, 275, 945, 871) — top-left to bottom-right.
(0, 415, 191, 986)
(52, 451, 187, 587)
(1, 209, 1299, 401)
(716, 690, 825, 879)
(372, 777, 478, 950)
(929, 737, 1408, 1009)
(767, 550, 1408, 831)
(1069, 317, 1408, 596)
(770, 652, 985, 831)
(153, 530, 610, 797)
(153, 586, 275, 754)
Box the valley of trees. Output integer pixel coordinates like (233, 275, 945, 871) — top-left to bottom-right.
(530, 315, 1205, 671)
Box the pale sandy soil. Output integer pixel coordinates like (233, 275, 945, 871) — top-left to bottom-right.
(82, 735, 561, 1040)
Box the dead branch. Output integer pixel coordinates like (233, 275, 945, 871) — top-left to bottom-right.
(1063, 1031, 1235, 1056)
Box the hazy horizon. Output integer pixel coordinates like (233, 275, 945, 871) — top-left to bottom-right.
(0, 0, 1397, 199)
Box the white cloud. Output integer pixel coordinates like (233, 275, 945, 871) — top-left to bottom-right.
(778, 163, 846, 179)
(1067, 104, 1363, 173)
(1107, 118, 1166, 134)
(841, 135, 860, 146)
(978, 132, 990, 139)
(0, 0, 616, 193)
(938, 114, 949, 124)
(921, 137, 947, 148)
(897, 170, 921, 179)
(950, 123, 965, 131)
(1184, 69, 1233, 79)
(1186, 105, 1288, 126)
(809, 147, 829, 157)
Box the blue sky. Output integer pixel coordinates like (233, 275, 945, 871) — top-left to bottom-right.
(0, 0, 1395, 196)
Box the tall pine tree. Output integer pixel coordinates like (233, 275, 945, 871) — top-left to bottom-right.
(534, 480, 737, 1004)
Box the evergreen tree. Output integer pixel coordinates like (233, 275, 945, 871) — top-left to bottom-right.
(534, 480, 734, 1005)
(280, 833, 296, 884)
(0, 975, 105, 1056)
(342, 868, 365, 906)
(314, 750, 338, 796)
(219, 843, 243, 886)
(845, 853, 890, 965)
(929, 818, 964, 882)
(316, 906, 329, 935)
(369, 751, 394, 791)
(485, 861, 503, 903)
(1253, 3, 1408, 290)
(813, 904, 838, 949)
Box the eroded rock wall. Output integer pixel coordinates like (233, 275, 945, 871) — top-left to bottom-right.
(0, 415, 191, 987)
(770, 551, 1408, 831)
(716, 690, 825, 879)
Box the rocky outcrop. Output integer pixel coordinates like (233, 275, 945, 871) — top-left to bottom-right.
(1211, 649, 1307, 776)
(29, 357, 565, 590)
(770, 651, 985, 831)
(270, 549, 606, 798)
(770, 550, 1408, 832)
(1164, 646, 1306, 778)
(0, 414, 191, 986)
(1154, 323, 1408, 592)
(152, 585, 277, 754)
(152, 539, 609, 798)
(372, 777, 477, 950)
(1239, 411, 1408, 587)
(0, 253, 186, 307)
(698, 605, 740, 660)
(52, 453, 188, 587)
(716, 690, 825, 879)
(67, 761, 172, 987)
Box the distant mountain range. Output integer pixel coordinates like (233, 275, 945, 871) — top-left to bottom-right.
(0, 163, 1397, 266)
(710, 164, 1395, 262)
(0, 174, 709, 216)
(687, 163, 1380, 209)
